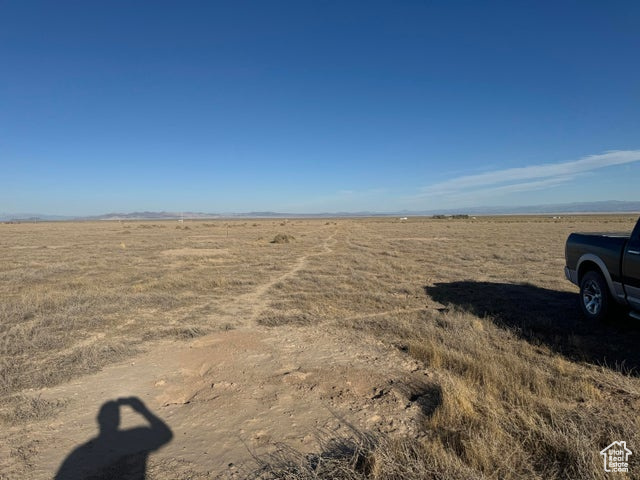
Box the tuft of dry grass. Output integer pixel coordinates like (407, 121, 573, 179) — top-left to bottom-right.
(258, 311, 315, 326)
(0, 394, 66, 426)
(271, 233, 295, 244)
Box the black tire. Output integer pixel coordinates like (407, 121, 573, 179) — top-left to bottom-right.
(579, 270, 611, 321)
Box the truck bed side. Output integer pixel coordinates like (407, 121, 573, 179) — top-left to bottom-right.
(566, 234, 627, 282)
(565, 233, 628, 303)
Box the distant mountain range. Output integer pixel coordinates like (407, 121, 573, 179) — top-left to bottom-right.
(1, 200, 639, 222)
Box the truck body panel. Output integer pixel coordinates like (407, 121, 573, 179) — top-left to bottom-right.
(565, 218, 640, 316)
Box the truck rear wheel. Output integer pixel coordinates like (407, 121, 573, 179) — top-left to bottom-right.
(579, 270, 611, 321)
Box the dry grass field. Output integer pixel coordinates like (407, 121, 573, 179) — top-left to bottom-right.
(1, 215, 640, 479)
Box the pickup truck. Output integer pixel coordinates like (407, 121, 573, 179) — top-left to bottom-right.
(565, 217, 640, 321)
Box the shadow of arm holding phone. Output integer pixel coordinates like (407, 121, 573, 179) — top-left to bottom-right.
(55, 396, 173, 480)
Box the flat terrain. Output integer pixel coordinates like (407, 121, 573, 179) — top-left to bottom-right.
(1, 216, 640, 479)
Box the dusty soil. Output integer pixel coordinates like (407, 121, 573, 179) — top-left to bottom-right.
(18, 326, 430, 479)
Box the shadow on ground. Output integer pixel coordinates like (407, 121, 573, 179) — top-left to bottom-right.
(394, 380, 442, 417)
(55, 397, 173, 480)
(426, 281, 640, 375)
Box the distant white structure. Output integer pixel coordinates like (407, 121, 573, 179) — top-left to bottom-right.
(399, 217, 408, 221)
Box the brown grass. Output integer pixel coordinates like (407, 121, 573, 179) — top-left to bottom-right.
(2, 215, 640, 478)
(255, 215, 640, 479)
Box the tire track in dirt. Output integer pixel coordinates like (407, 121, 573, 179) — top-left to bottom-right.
(219, 227, 339, 324)
(339, 306, 427, 323)
(18, 229, 339, 377)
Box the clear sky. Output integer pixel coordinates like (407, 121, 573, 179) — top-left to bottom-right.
(1, 1, 639, 215)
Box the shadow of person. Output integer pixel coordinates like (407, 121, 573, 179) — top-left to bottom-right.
(55, 397, 173, 480)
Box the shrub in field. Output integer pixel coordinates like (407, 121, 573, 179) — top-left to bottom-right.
(271, 233, 295, 244)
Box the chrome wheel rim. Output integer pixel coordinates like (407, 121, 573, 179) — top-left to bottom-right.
(583, 279, 602, 315)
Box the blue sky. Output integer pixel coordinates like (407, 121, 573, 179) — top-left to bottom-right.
(1, 1, 639, 214)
